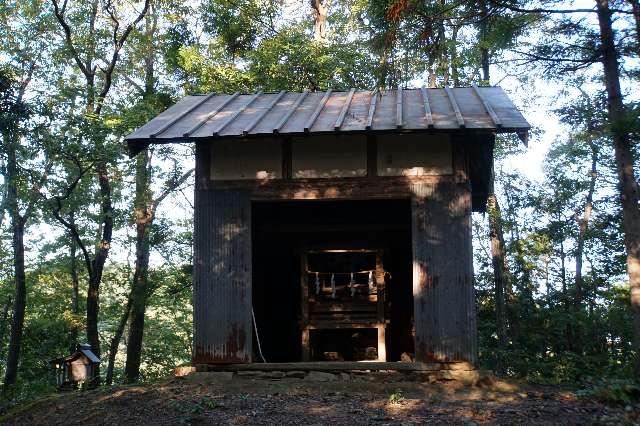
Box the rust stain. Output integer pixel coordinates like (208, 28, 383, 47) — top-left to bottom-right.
(193, 346, 248, 364)
(416, 340, 440, 363)
(417, 262, 438, 290)
(416, 340, 429, 362)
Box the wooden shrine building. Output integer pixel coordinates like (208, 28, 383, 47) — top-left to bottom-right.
(126, 87, 529, 368)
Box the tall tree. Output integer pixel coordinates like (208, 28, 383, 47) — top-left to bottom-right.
(0, 67, 34, 387)
(50, 0, 150, 382)
(117, 1, 194, 383)
(486, 0, 639, 378)
(595, 0, 640, 378)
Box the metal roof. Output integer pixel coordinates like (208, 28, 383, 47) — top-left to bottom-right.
(50, 344, 100, 365)
(79, 344, 100, 363)
(126, 86, 529, 150)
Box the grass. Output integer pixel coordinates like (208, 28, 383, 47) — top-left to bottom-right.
(387, 388, 406, 405)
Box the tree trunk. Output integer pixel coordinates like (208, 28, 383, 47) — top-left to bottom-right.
(450, 26, 460, 86)
(69, 216, 80, 351)
(559, 231, 567, 300)
(3, 135, 27, 388)
(501, 184, 520, 342)
(86, 162, 114, 383)
(0, 298, 12, 353)
(124, 150, 153, 383)
(310, 0, 328, 42)
(50, 0, 150, 387)
(105, 294, 133, 385)
(572, 144, 596, 355)
(123, 9, 158, 383)
(575, 142, 597, 306)
(596, 0, 640, 380)
(627, 0, 640, 53)
(479, 0, 490, 83)
(481, 34, 510, 374)
(487, 172, 509, 375)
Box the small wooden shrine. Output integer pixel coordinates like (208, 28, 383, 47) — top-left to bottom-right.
(126, 87, 529, 368)
(301, 248, 387, 361)
(50, 344, 100, 389)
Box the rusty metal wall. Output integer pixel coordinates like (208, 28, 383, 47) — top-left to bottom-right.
(411, 180, 477, 364)
(193, 146, 252, 363)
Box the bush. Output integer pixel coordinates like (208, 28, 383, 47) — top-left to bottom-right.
(576, 380, 640, 406)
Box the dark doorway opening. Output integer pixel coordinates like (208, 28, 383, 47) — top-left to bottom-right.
(251, 199, 413, 362)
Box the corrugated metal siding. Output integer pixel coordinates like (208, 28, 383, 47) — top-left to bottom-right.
(126, 87, 530, 145)
(193, 185, 252, 364)
(411, 180, 477, 364)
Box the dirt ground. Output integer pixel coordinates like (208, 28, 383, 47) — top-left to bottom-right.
(3, 373, 639, 425)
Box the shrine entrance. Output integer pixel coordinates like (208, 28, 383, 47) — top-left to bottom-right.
(251, 199, 414, 363)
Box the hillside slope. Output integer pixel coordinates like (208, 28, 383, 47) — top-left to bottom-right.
(3, 374, 635, 425)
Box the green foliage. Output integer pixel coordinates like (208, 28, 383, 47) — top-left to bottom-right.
(475, 91, 632, 382)
(387, 388, 406, 404)
(576, 380, 640, 406)
(247, 27, 376, 91)
(201, 0, 280, 56)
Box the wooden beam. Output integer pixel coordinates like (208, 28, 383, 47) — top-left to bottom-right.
(210, 175, 459, 201)
(274, 90, 308, 133)
(365, 90, 378, 130)
(420, 87, 434, 129)
(472, 84, 502, 128)
(151, 92, 217, 138)
(243, 90, 286, 135)
(334, 89, 355, 131)
(396, 86, 403, 129)
(213, 92, 262, 137)
(203, 361, 476, 372)
(444, 87, 465, 128)
(184, 92, 240, 137)
(255, 223, 410, 233)
(304, 89, 332, 133)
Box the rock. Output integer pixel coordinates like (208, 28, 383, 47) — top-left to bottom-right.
(400, 352, 414, 363)
(261, 371, 285, 379)
(305, 371, 338, 382)
(446, 362, 475, 371)
(323, 351, 344, 361)
(449, 370, 482, 384)
(186, 371, 233, 384)
(340, 372, 351, 381)
(475, 375, 496, 388)
(364, 347, 378, 360)
(174, 366, 194, 377)
(285, 371, 306, 378)
(237, 371, 262, 377)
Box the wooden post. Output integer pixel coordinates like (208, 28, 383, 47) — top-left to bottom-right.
(375, 250, 385, 323)
(300, 250, 310, 361)
(377, 324, 387, 362)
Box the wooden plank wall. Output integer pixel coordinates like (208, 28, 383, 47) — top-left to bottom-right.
(410, 179, 477, 364)
(193, 143, 253, 363)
